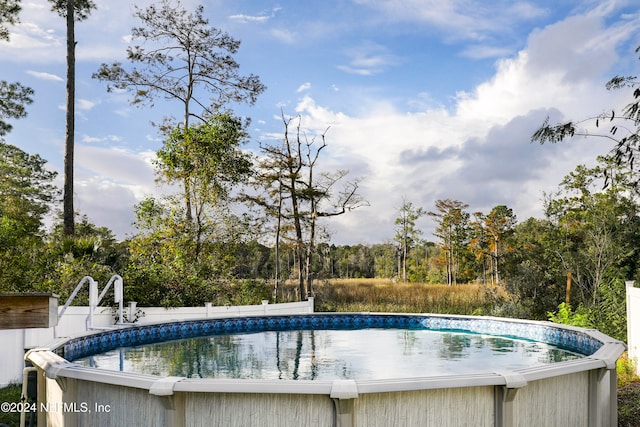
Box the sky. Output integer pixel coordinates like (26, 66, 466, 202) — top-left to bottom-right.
(2, 0, 640, 245)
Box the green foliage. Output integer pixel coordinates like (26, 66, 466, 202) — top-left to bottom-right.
(544, 158, 637, 306)
(156, 113, 251, 199)
(0, 143, 58, 221)
(394, 198, 425, 282)
(0, 143, 59, 292)
(588, 278, 628, 342)
(48, 0, 96, 21)
(617, 353, 640, 388)
(32, 215, 129, 302)
(469, 205, 516, 285)
(0, 0, 21, 41)
(428, 199, 472, 285)
(124, 195, 266, 306)
(0, 81, 34, 138)
(547, 303, 592, 328)
(155, 114, 253, 216)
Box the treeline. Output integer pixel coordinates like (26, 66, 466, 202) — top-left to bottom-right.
(0, 137, 635, 341)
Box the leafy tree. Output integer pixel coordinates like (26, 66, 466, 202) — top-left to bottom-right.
(501, 156, 640, 321)
(243, 154, 288, 299)
(588, 278, 628, 342)
(429, 199, 470, 285)
(49, 214, 127, 269)
(394, 198, 425, 283)
(0, 81, 33, 141)
(155, 113, 253, 260)
(125, 193, 265, 307)
(544, 158, 638, 305)
(94, 0, 265, 221)
(0, 143, 58, 235)
(1, 1, 35, 155)
(405, 240, 440, 283)
(469, 212, 490, 284)
(0, 143, 59, 291)
(49, 0, 97, 235)
(371, 243, 398, 279)
(470, 205, 516, 285)
(39, 215, 128, 303)
(0, 0, 21, 41)
(502, 217, 565, 319)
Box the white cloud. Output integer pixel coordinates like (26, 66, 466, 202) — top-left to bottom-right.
(82, 135, 103, 143)
(229, 6, 282, 24)
(460, 45, 514, 60)
(297, 82, 312, 93)
(26, 70, 64, 82)
(337, 42, 400, 75)
(284, 8, 636, 243)
(73, 146, 164, 238)
(82, 134, 123, 143)
(270, 28, 297, 44)
(0, 22, 62, 62)
(354, 0, 548, 41)
(77, 99, 98, 111)
(229, 14, 271, 24)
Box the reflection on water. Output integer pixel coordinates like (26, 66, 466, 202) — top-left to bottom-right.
(75, 329, 582, 381)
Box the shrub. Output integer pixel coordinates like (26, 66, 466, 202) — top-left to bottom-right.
(547, 303, 592, 328)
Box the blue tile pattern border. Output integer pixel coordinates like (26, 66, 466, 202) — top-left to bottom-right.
(55, 314, 603, 362)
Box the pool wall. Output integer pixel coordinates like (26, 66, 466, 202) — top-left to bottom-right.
(26, 313, 625, 427)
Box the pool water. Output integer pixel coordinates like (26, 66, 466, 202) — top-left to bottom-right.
(74, 328, 582, 380)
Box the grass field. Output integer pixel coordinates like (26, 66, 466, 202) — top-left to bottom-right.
(309, 278, 510, 314)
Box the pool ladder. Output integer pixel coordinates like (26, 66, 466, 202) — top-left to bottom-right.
(56, 274, 127, 336)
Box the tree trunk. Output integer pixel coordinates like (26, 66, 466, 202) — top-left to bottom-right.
(63, 0, 75, 235)
(493, 237, 500, 285)
(289, 177, 306, 299)
(306, 212, 317, 298)
(273, 183, 283, 302)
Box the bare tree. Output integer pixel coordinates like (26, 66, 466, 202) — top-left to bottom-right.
(248, 113, 366, 299)
(302, 132, 367, 296)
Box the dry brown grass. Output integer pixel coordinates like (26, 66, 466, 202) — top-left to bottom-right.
(281, 278, 510, 315)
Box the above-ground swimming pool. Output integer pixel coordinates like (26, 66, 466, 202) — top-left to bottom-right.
(73, 324, 585, 381)
(26, 313, 625, 427)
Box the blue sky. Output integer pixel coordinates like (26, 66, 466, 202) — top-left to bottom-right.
(2, 0, 640, 244)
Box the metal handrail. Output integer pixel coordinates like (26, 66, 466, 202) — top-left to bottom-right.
(96, 274, 125, 325)
(56, 275, 126, 336)
(57, 276, 97, 320)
